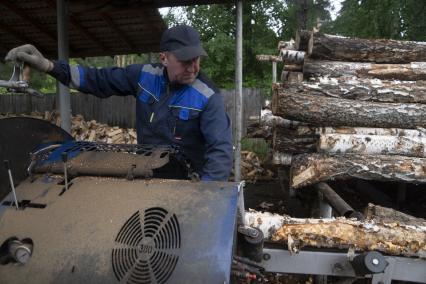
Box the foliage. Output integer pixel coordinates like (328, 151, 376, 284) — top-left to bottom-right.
(330, 0, 426, 41)
(241, 137, 270, 160)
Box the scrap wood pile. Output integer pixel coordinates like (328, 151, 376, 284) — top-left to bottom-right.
(0, 111, 138, 144)
(239, 150, 275, 182)
(257, 31, 426, 189)
(0, 111, 271, 181)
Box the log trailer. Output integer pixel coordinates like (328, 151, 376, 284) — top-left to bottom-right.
(0, 67, 425, 283)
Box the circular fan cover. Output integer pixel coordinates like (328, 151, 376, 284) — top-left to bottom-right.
(112, 207, 181, 283)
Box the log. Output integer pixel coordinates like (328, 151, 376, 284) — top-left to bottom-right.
(256, 54, 282, 62)
(281, 71, 304, 85)
(245, 211, 426, 257)
(302, 77, 426, 103)
(261, 109, 309, 128)
(303, 59, 426, 80)
(290, 153, 426, 188)
(282, 64, 303, 72)
(273, 89, 426, 128)
(316, 126, 426, 138)
(295, 30, 312, 52)
(308, 32, 426, 63)
(318, 133, 426, 157)
(273, 127, 317, 153)
(280, 49, 305, 64)
(272, 152, 292, 166)
(277, 40, 295, 50)
(365, 203, 426, 227)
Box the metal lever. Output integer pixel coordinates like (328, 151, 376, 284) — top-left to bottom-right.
(3, 160, 19, 210)
(61, 152, 69, 191)
(0, 64, 44, 97)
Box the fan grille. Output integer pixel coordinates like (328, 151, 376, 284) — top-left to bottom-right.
(112, 207, 180, 283)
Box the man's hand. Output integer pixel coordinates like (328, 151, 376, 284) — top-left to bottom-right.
(5, 44, 53, 72)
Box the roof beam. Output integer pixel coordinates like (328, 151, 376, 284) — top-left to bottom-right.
(0, 0, 79, 56)
(45, 0, 111, 54)
(0, 0, 57, 42)
(0, 24, 49, 56)
(100, 12, 137, 50)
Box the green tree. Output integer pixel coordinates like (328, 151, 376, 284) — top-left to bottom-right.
(330, 0, 425, 41)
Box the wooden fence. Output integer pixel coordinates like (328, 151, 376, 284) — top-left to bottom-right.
(0, 88, 263, 135)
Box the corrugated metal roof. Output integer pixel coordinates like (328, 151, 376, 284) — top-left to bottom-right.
(0, 0, 232, 58)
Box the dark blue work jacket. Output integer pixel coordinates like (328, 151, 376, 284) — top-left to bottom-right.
(49, 61, 233, 181)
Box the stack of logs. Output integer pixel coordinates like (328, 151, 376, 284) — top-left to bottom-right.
(258, 31, 426, 189)
(253, 31, 426, 258)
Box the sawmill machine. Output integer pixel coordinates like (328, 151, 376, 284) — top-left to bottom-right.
(1, 68, 426, 283)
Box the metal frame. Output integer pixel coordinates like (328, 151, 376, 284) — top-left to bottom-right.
(234, 0, 243, 182)
(57, 0, 71, 133)
(262, 248, 426, 284)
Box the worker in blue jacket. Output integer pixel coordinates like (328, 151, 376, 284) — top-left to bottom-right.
(5, 25, 233, 181)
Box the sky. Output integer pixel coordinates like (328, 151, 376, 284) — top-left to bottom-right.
(330, 0, 343, 20)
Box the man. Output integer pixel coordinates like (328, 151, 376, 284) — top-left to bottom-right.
(5, 25, 233, 181)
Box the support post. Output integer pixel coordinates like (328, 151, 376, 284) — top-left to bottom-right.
(57, 0, 71, 133)
(272, 61, 277, 83)
(234, 0, 243, 182)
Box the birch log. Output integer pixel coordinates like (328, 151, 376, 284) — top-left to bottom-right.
(318, 134, 426, 157)
(272, 152, 292, 166)
(245, 211, 426, 258)
(316, 126, 426, 138)
(302, 77, 426, 103)
(290, 153, 426, 188)
(303, 59, 426, 80)
(308, 33, 426, 63)
(273, 89, 426, 128)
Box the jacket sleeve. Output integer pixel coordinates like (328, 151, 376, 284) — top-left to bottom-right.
(199, 93, 233, 181)
(48, 59, 140, 98)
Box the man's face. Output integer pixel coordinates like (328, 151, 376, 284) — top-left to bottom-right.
(160, 52, 200, 85)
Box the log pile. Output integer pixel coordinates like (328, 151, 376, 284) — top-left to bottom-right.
(263, 31, 426, 188)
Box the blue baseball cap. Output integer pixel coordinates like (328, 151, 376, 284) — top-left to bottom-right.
(160, 25, 208, 61)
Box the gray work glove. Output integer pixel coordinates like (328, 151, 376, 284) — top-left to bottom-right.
(5, 44, 53, 72)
